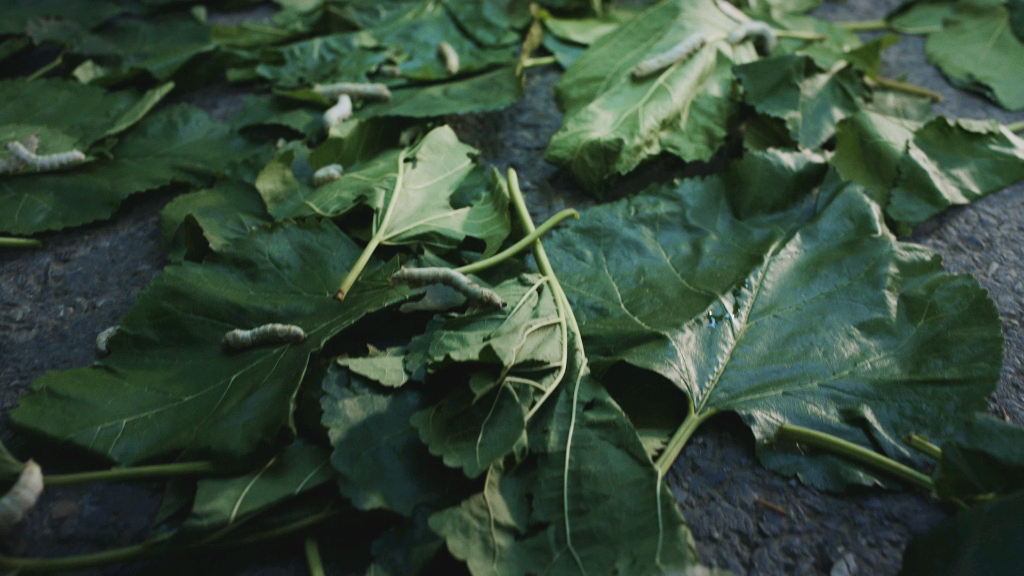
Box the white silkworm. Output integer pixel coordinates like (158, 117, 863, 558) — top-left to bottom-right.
(0, 460, 43, 535)
(727, 21, 777, 57)
(0, 132, 40, 174)
(323, 94, 353, 128)
(632, 33, 707, 80)
(390, 267, 505, 309)
(313, 164, 344, 186)
(438, 41, 459, 75)
(96, 326, 118, 357)
(222, 323, 306, 352)
(6, 141, 86, 172)
(312, 82, 392, 102)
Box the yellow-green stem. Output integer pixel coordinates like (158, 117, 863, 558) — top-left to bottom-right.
(304, 537, 326, 576)
(1006, 119, 1024, 133)
(26, 52, 64, 83)
(775, 424, 934, 493)
(904, 434, 943, 461)
(839, 19, 890, 32)
(335, 150, 407, 301)
(0, 237, 42, 249)
(655, 403, 717, 477)
(774, 30, 827, 41)
(456, 208, 578, 276)
(43, 461, 221, 486)
(521, 56, 558, 69)
(867, 76, 943, 102)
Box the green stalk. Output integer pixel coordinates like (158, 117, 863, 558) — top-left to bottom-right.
(43, 461, 221, 486)
(774, 30, 827, 41)
(0, 237, 42, 249)
(520, 56, 558, 69)
(1006, 119, 1024, 133)
(655, 400, 717, 477)
(455, 208, 578, 276)
(867, 76, 944, 102)
(26, 52, 64, 83)
(304, 537, 326, 576)
(775, 424, 934, 492)
(838, 19, 891, 32)
(0, 507, 342, 572)
(904, 434, 943, 461)
(335, 149, 407, 301)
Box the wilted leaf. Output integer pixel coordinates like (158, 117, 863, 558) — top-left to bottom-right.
(181, 439, 335, 535)
(734, 54, 868, 149)
(353, 67, 524, 119)
(897, 488, 1024, 576)
(924, 0, 1024, 110)
(160, 179, 272, 261)
(9, 220, 409, 464)
(930, 413, 1024, 502)
(543, 167, 1003, 490)
(1, 103, 251, 234)
(545, 0, 758, 193)
(320, 365, 468, 516)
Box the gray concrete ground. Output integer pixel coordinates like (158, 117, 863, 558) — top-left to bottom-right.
(1, 0, 1023, 574)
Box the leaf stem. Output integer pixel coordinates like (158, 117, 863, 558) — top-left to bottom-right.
(866, 76, 943, 102)
(838, 19, 891, 32)
(43, 461, 221, 486)
(904, 434, 943, 461)
(655, 402, 716, 477)
(774, 424, 934, 493)
(455, 208, 578, 276)
(0, 237, 42, 249)
(1006, 119, 1024, 133)
(304, 537, 326, 576)
(0, 507, 342, 572)
(774, 30, 827, 41)
(520, 56, 558, 69)
(336, 149, 407, 301)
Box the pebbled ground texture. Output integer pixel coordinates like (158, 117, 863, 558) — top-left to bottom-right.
(1, 0, 1022, 574)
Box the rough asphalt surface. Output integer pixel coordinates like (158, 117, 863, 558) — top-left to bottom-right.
(1, 0, 1022, 574)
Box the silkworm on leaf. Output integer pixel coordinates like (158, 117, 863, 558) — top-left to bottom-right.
(437, 41, 460, 75)
(0, 460, 43, 535)
(323, 94, 353, 128)
(6, 141, 86, 172)
(390, 267, 505, 308)
(313, 164, 344, 186)
(0, 132, 41, 174)
(96, 326, 118, 357)
(632, 33, 707, 80)
(312, 82, 392, 102)
(222, 323, 306, 352)
(727, 21, 776, 56)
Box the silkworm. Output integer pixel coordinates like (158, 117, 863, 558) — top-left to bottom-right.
(0, 460, 43, 535)
(438, 41, 459, 75)
(390, 267, 504, 308)
(313, 164, 344, 186)
(727, 21, 776, 57)
(312, 82, 392, 102)
(632, 33, 707, 80)
(6, 141, 86, 172)
(222, 323, 306, 352)
(0, 132, 40, 174)
(322, 94, 353, 128)
(96, 326, 118, 357)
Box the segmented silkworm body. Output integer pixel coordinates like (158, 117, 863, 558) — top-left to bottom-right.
(1, 132, 42, 174)
(390, 267, 504, 308)
(222, 323, 306, 351)
(312, 82, 392, 102)
(313, 164, 344, 186)
(727, 21, 777, 56)
(438, 41, 460, 75)
(323, 94, 353, 128)
(0, 460, 43, 535)
(632, 33, 707, 80)
(6, 141, 86, 172)
(96, 326, 118, 357)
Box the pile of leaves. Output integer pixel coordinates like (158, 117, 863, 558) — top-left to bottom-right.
(2, 0, 1024, 574)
